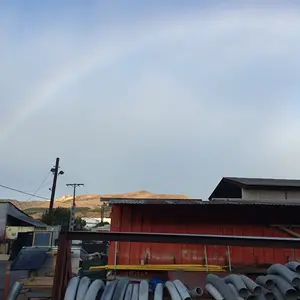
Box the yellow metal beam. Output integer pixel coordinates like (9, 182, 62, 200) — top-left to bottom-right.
(89, 264, 225, 272)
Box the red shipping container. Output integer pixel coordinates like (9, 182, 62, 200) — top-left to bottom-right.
(108, 202, 300, 269)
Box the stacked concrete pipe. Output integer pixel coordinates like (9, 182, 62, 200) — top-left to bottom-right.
(54, 261, 300, 300)
(205, 262, 300, 300)
(62, 277, 198, 300)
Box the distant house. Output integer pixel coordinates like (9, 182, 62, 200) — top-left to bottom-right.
(209, 177, 300, 203)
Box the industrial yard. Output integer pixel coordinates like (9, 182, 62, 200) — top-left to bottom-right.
(3, 177, 300, 300)
(3, 0, 300, 299)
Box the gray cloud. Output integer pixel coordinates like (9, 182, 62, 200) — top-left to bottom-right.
(1, 6, 300, 200)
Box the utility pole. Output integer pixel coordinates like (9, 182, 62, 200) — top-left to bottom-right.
(100, 197, 107, 225)
(66, 183, 84, 231)
(49, 158, 64, 214)
(100, 203, 104, 225)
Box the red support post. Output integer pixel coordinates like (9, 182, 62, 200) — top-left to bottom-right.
(3, 261, 11, 300)
(52, 233, 72, 300)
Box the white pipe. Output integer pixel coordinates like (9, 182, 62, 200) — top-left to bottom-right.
(83, 279, 104, 300)
(225, 274, 248, 298)
(111, 279, 129, 300)
(165, 281, 182, 300)
(131, 284, 139, 300)
(154, 283, 164, 300)
(228, 283, 244, 300)
(76, 277, 91, 300)
(205, 284, 224, 300)
(268, 264, 300, 287)
(173, 279, 191, 300)
(139, 280, 149, 300)
(101, 280, 119, 300)
(64, 277, 80, 300)
(286, 261, 300, 274)
(241, 275, 262, 296)
(266, 275, 298, 300)
(124, 284, 133, 300)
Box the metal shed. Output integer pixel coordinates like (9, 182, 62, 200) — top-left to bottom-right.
(105, 198, 300, 271)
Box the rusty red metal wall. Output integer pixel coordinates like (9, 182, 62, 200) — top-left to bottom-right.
(108, 204, 300, 267)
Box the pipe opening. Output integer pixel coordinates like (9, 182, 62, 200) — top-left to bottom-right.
(286, 289, 298, 300)
(291, 277, 300, 287)
(294, 265, 300, 273)
(238, 288, 248, 298)
(252, 286, 262, 296)
(264, 292, 274, 300)
(194, 288, 203, 296)
(264, 280, 275, 289)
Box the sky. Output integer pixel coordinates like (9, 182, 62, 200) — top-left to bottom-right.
(1, 1, 300, 201)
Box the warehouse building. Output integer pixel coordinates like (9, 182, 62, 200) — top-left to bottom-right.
(209, 177, 300, 202)
(103, 177, 300, 280)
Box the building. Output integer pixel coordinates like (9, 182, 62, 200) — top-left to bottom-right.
(104, 178, 300, 269)
(99, 178, 300, 287)
(104, 189, 300, 275)
(6, 226, 35, 240)
(0, 201, 46, 242)
(209, 177, 300, 202)
(82, 217, 111, 229)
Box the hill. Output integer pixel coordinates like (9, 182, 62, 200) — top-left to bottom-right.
(11, 190, 189, 219)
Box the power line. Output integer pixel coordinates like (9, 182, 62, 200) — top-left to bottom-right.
(41, 179, 53, 189)
(26, 171, 51, 201)
(0, 183, 49, 200)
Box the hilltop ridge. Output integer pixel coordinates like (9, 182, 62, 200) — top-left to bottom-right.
(10, 190, 189, 219)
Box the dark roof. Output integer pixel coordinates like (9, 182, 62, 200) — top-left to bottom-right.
(224, 177, 300, 188)
(6, 202, 46, 228)
(104, 198, 300, 207)
(209, 177, 300, 200)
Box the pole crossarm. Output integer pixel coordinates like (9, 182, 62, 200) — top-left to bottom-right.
(66, 183, 84, 231)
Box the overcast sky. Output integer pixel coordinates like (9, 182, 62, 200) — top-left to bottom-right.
(1, 1, 300, 201)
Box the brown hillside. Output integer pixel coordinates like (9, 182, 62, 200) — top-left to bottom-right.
(12, 190, 189, 219)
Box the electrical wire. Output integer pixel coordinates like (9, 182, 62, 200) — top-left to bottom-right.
(26, 171, 52, 201)
(0, 183, 49, 200)
(41, 179, 53, 189)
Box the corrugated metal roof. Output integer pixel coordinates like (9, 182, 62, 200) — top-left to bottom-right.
(105, 198, 300, 206)
(208, 199, 300, 206)
(225, 177, 300, 188)
(7, 202, 47, 228)
(105, 198, 202, 205)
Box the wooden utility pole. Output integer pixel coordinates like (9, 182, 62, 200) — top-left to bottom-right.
(66, 183, 84, 231)
(100, 200, 104, 224)
(49, 158, 60, 214)
(49, 158, 64, 226)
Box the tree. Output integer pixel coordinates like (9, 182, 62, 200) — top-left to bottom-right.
(41, 207, 86, 230)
